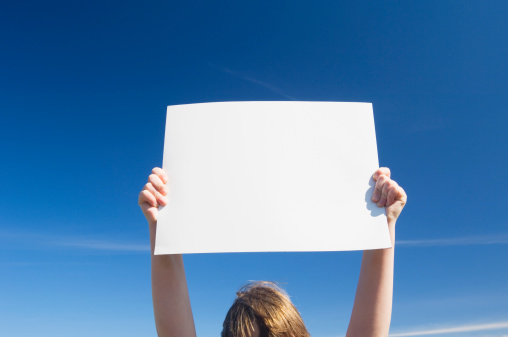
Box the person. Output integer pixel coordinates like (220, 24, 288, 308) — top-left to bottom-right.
(139, 167, 407, 337)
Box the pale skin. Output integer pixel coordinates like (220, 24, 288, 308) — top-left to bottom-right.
(139, 167, 407, 337)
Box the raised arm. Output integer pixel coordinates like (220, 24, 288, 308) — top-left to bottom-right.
(138, 167, 196, 337)
(346, 167, 407, 337)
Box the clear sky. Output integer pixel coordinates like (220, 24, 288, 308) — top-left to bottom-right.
(1, 1, 507, 336)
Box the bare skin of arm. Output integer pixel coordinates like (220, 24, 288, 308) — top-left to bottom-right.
(346, 167, 407, 337)
(138, 168, 196, 337)
(140, 166, 406, 337)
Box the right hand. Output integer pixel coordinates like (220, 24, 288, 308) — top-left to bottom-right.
(371, 167, 407, 224)
(138, 167, 169, 226)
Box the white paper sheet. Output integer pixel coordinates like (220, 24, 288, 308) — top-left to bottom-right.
(155, 101, 390, 254)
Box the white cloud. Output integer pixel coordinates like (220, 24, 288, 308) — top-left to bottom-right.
(397, 234, 508, 247)
(0, 230, 150, 253)
(389, 321, 508, 337)
(53, 239, 150, 252)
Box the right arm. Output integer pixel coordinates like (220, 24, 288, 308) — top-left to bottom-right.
(138, 167, 197, 337)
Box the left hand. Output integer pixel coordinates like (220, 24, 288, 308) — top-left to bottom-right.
(371, 167, 407, 224)
(138, 167, 169, 228)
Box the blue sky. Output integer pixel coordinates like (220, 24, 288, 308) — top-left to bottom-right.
(1, 1, 507, 336)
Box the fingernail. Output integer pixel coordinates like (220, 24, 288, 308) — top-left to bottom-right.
(372, 194, 379, 202)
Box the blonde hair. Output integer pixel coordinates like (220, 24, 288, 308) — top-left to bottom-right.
(221, 281, 311, 337)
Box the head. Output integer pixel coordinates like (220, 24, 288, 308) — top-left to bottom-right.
(221, 281, 311, 337)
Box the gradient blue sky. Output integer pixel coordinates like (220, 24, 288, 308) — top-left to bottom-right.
(1, 1, 507, 336)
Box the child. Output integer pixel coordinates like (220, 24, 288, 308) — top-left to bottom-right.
(139, 167, 407, 337)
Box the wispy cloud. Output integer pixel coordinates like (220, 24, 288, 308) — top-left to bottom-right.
(52, 239, 150, 252)
(389, 321, 508, 336)
(0, 230, 149, 253)
(397, 234, 508, 247)
(219, 67, 297, 100)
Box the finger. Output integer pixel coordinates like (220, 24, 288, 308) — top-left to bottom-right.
(373, 167, 391, 181)
(145, 207, 158, 223)
(138, 189, 157, 208)
(144, 182, 168, 206)
(396, 185, 408, 206)
(378, 178, 392, 207)
(372, 174, 389, 203)
(152, 167, 168, 184)
(386, 181, 400, 206)
(138, 190, 158, 223)
(148, 173, 168, 196)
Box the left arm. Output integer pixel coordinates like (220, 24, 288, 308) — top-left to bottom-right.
(346, 167, 407, 337)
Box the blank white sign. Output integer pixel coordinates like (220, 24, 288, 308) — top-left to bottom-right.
(155, 101, 390, 254)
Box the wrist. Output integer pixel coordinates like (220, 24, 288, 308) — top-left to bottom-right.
(148, 220, 157, 232)
(387, 219, 396, 247)
(148, 221, 157, 252)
